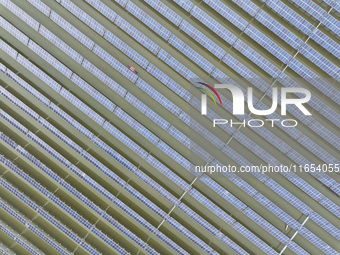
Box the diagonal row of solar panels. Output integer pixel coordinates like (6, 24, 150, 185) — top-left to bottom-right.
(0, 0, 339, 254)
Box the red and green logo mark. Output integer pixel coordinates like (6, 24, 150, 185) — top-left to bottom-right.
(197, 82, 223, 106)
(198, 82, 222, 115)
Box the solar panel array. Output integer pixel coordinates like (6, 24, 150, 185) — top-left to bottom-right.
(0, 0, 339, 254)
